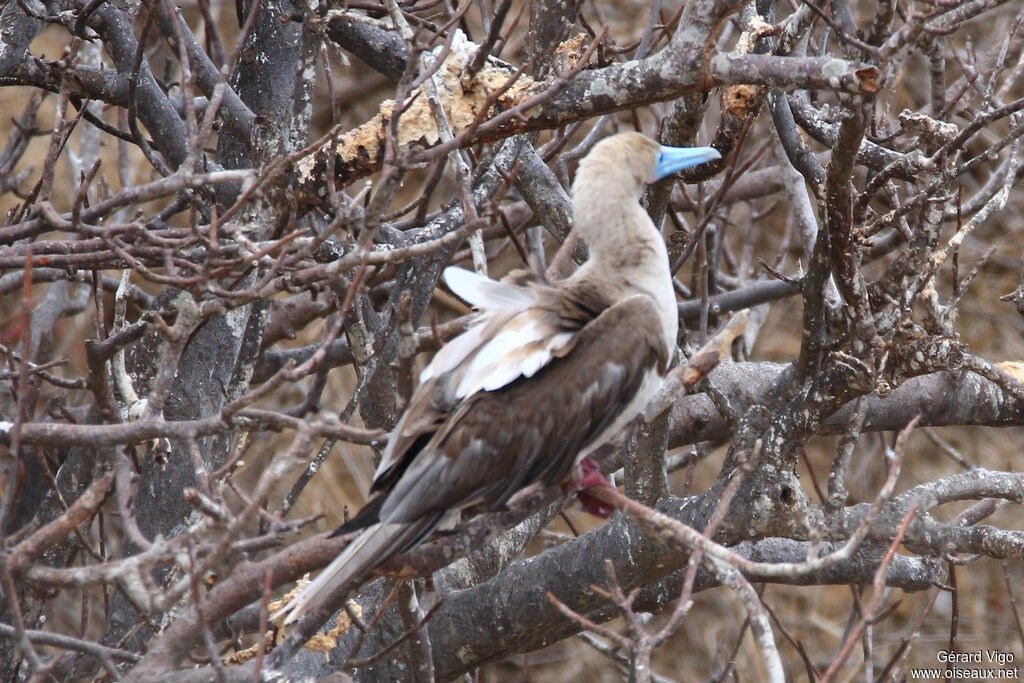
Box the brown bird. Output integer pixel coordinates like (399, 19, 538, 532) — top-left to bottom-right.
(276, 132, 720, 624)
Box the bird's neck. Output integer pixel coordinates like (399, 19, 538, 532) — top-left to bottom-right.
(575, 187, 653, 254)
(571, 194, 679, 351)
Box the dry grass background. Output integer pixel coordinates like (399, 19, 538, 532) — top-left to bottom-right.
(4, 0, 1024, 679)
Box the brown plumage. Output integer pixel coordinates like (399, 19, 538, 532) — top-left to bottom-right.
(275, 133, 720, 625)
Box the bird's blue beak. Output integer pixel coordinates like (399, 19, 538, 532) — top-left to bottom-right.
(650, 145, 721, 182)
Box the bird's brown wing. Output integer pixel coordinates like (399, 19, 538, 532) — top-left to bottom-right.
(370, 278, 594, 500)
(376, 293, 669, 525)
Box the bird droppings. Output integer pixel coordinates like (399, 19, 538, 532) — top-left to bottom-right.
(820, 58, 848, 82)
(753, 494, 773, 520)
(589, 77, 614, 99)
(224, 306, 249, 338)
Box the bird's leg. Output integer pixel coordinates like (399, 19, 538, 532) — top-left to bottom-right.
(563, 456, 617, 518)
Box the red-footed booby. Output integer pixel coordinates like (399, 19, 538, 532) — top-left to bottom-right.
(276, 133, 720, 625)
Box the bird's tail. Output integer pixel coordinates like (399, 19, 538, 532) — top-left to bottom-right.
(274, 518, 437, 625)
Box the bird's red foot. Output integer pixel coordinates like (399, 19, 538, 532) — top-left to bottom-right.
(562, 457, 617, 518)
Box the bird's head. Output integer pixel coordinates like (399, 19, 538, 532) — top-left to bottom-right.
(573, 132, 721, 200)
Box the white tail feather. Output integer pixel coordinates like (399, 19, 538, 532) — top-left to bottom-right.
(275, 522, 402, 625)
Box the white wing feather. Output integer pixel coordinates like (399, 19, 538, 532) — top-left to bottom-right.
(419, 323, 487, 383)
(455, 320, 573, 398)
(421, 267, 579, 398)
(443, 266, 536, 310)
